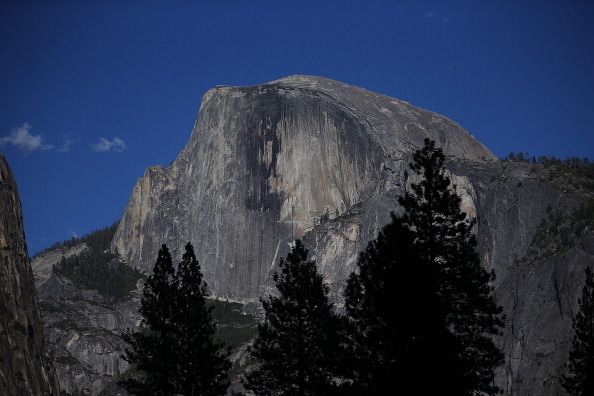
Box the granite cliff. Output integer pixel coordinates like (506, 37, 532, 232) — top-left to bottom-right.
(34, 255, 140, 396)
(0, 156, 59, 395)
(28, 76, 593, 395)
(112, 75, 494, 300)
(110, 76, 593, 395)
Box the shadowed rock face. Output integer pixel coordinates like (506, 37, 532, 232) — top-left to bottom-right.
(35, 268, 140, 396)
(0, 156, 59, 395)
(112, 75, 494, 300)
(109, 76, 593, 395)
(437, 161, 592, 396)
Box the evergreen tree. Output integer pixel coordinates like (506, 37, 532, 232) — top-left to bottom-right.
(121, 244, 179, 395)
(244, 240, 343, 396)
(562, 266, 594, 395)
(174, 243, 230, 396)
(397, 138, 504, 394)
(344, 214, 465, 395)
(121, 243, 230, 396)
(344, 139, 503, 395)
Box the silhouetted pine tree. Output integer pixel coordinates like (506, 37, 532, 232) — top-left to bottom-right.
(562, 266, 594, 395)
(121, 243, 230, 396)
(174, 242, 230, 396)
(344, 214, 465, 394)
(244, 240, 343, 396)
(344, 139, 503, 395)
(121, 244, 179, 395)
(397, 138, 504, 394)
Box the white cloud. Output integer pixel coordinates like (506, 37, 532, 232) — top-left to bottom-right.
(57, 137, 76, 153)
(0, 123, 54, 152)
(92, 137, 127, 153)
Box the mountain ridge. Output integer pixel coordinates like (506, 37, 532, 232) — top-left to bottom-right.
(27, 77, 594, 395)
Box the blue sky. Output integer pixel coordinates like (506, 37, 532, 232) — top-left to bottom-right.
(1, 1, 593, 254)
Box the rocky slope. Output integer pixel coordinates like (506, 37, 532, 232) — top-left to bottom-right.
(32, 236, 258, 396)
(31, 226, 143, 396)
(36, 265, 140, 396)
(109, 76, 593, 395)
(0, 155, 59, 395)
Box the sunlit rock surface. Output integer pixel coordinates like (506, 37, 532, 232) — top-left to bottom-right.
(112, 75, 494, 300)
(0, 156, 59, 395)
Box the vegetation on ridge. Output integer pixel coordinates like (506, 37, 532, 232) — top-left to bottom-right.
(503, 152, 594, 193)
(524, 200, 594, 263)
(52, 223, 143, 300)
(33, 222, 119, 258)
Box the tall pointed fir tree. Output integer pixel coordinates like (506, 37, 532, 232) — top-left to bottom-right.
(344, 214, 465, 395)
(244, 240, 344, 396)
(120, 244, 179, 395)
(397, 138, 504, 394)
(174, 242, 230, 396)
(121, 243, 230, 396)
(562, 266, 594, 395)
(344, 139, 503, 395)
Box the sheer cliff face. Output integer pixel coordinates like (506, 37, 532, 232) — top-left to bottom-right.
(111, 76, 593, 395)
(0, 156, 59, 396)
(112, 75, 494, 299)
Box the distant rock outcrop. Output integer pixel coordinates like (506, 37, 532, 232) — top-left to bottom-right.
(36, 269, 139, 396)
(32, 234, 141, 396)
(0, 156, 59, 395)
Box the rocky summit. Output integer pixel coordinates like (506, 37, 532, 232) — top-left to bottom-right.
(0, 156, 59, 395)
(110, 76, 594, 395)
(30, 76, 594, 395)
(112, 75, 495, 300)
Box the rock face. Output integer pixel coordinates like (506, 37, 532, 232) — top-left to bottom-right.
(112, 75, 495, 300)
(31, 241, 141, 396)
(109, 75, 592, 395)
(35, 262, 140, 396)
(0, 156, 59, 395)
(439, 160, 592, 395)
